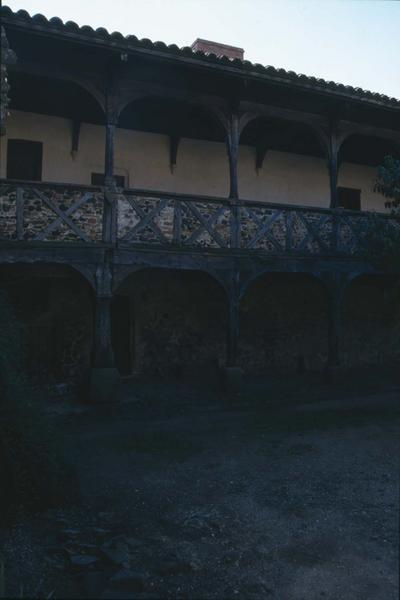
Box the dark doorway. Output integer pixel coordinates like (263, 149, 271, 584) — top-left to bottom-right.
(111, 295, 134, 376)
(7, 139, 43, 181)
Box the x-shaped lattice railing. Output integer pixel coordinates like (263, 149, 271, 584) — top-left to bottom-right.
(31, 188, 94, 242)
(8, 187, 97, 242)
(119, 195, 170, 244)
(180, 201, 229, 248)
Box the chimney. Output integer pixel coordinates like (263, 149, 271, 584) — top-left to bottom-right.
(191, 38, 244, 61)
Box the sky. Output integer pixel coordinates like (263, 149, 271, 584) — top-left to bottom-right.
(4, 0, 400, 100)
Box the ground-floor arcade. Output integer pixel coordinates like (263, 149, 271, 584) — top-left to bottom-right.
(1, 261, 399, 399)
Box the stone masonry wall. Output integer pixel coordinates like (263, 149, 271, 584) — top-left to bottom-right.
(343, 276, 400, 366)
(118, 270, 400, 377)
(0, 268, 93, 386)
(121, 269, 228, 377)
(0, 185, 103, 241)
(239, 274, 329, 373)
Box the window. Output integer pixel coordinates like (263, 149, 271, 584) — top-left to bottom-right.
(7, 139, 43, 181)
(91, 173, 125, 188)
(338, 187, 361, 211)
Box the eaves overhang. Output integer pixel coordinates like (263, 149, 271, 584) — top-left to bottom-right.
(1, 5, 400, 112)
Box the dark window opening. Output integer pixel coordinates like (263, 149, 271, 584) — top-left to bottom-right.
(91, 173, 125, 188)
(338, 187, 361, 211)
(7, 139, 43, 181)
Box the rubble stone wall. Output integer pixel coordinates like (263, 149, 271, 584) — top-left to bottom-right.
(343, 277, 400, 366)
(119, 269, 228, 377)
(0, 185, 103, 241)
(0, 268, 93, 387)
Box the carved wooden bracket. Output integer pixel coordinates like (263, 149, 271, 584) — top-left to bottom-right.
(255, 143, 268, 173)
(169, 134, 180, 174)
(71, 119, 81, 159)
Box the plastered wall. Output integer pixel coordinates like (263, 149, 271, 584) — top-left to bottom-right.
(0, 110, 389, 211)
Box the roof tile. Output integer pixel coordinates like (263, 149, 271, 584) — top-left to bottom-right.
(2, 4, 399, 108)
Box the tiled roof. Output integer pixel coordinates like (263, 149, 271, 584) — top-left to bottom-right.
(2, 5, 400, 109)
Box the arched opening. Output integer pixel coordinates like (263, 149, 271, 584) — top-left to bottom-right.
(343, 274, 400, 367)
(116, 96, 228, 195)
(338, 135, 400, 212)
(112, 268, 228, 378)
(0, 263, 93, 389)
(2, 71, 105, 185)
(239, 272, 329, 372)
(238, 117, 329, 207)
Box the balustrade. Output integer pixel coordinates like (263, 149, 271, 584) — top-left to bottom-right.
(1, 180, 397, 257)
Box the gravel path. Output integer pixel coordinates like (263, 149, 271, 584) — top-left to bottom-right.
(1, 383, 398, 599)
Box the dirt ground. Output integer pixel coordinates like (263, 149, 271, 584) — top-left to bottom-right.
(1, 372, 399, 599)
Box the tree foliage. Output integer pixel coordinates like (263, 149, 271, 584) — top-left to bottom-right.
(364, 156, 400, 269)
(374, 155, 400, 208)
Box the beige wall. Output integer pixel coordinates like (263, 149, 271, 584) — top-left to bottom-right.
(0, 110, 388, 212)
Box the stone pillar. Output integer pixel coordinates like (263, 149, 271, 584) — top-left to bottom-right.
(91, 293, 120, 402)
(226, 113, 240, 200)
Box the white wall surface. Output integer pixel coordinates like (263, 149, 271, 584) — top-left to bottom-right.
(0, 110, 389, 212)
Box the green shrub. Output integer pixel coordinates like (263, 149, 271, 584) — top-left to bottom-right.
(363, 213, 400, 271)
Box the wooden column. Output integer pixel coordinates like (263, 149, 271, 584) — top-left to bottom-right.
(327, 289, 342, 367)
(226, 113, 240, 199)
(104, 109, 117, 187)
(328, 127, 340, 209)
(103, 109, 118, 243)
(93, 295, 115, 368)
(326, 274, 348, 369)
(227, 279, 240, 367)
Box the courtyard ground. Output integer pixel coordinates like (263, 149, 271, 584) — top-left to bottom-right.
(0, 370, 399, 599)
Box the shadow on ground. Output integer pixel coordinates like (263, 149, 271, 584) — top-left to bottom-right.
(0, 368, 399, 599)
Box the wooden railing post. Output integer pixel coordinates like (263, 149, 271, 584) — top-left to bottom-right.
(173, 199, 182, 245)
(102, 186, 118, 244)
(230, 201, 241, 248)
(332, 209, 339, 253)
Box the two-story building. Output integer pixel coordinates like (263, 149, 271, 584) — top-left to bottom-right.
(1, 6, 399, 399)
